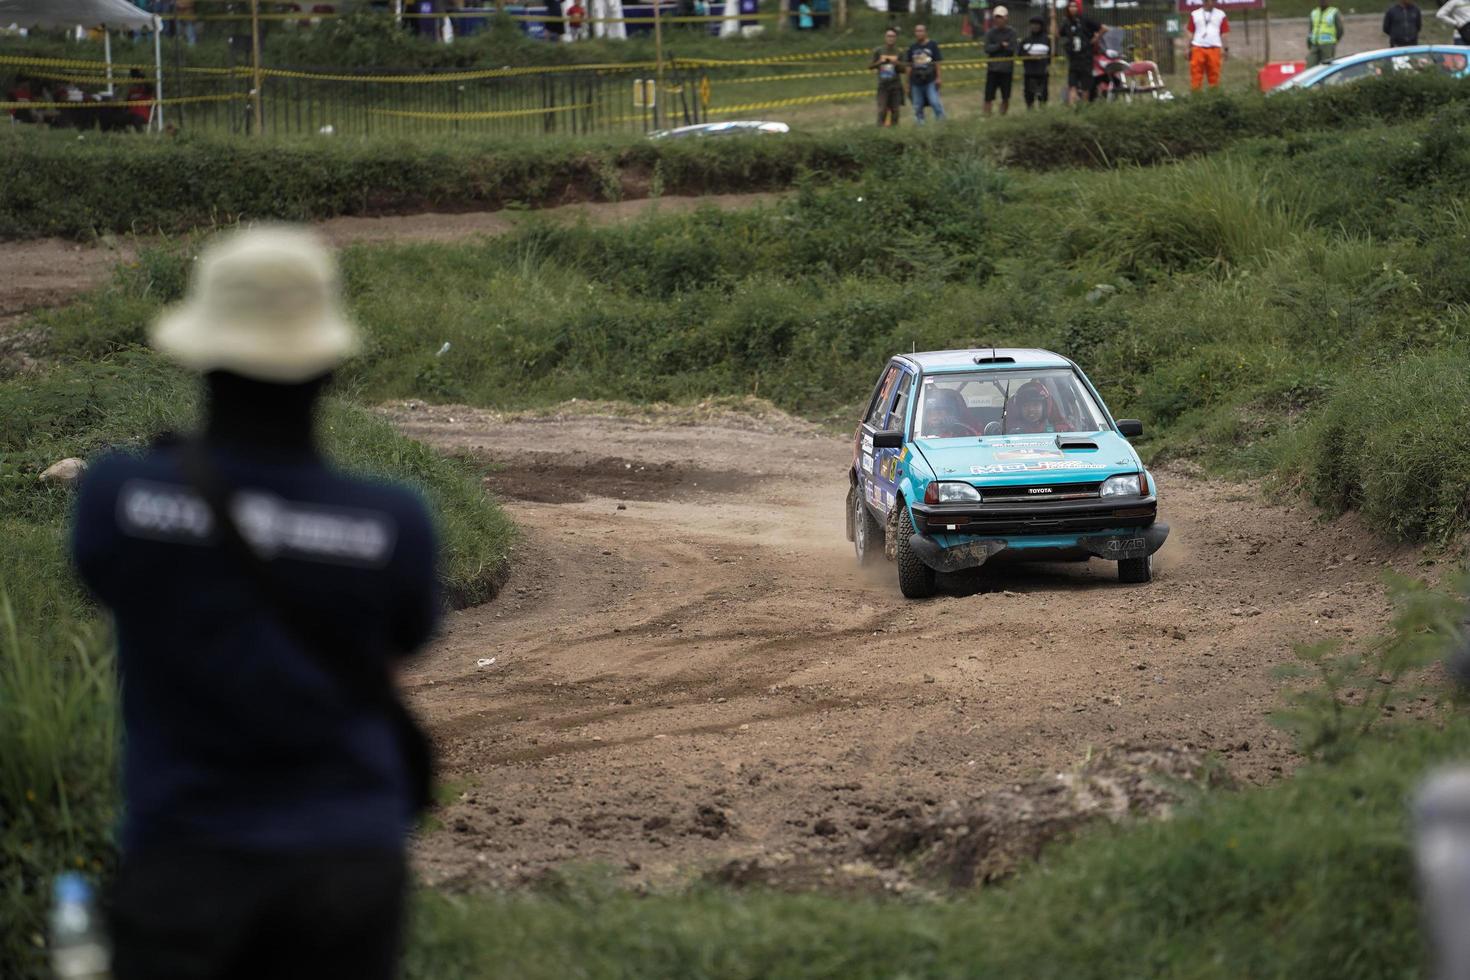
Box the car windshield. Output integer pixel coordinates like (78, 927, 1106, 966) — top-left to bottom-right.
(914, 369, 1108, 439)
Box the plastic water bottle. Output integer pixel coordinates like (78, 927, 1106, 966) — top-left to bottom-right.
(1415, 769, 1470, 980)
(49, 873, 111, 980)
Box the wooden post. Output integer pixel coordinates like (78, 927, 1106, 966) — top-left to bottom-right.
(1262, 4, 1271, 65)
(250, 0, 264, 136)
(838, 0, 848, 29)
(653, 0, 665, 127)
(778, 0, 789, 31)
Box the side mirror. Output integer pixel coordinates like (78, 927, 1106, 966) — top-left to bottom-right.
(1117, 419, 1144, 438)
(872, 430, 905, 449)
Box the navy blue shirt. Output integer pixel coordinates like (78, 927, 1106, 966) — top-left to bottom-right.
(71, 442, 440, 855)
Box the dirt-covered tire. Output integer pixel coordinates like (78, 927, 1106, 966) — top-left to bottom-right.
(895, 506, 937, 599)
(1118, 555, 1153, 584)
(850, 484, 883, 566)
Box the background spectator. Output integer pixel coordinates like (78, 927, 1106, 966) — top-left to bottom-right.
(125, 68, 153, 131)
(176, 0, 198, 45)
(1186, 0, 1230, 91)
(905, 22, 944, 123)
(871, 26, 907, 127)
(1435, 0, 1470, 41)
(544, 0, 566, 41)
(1384, 0, 1422, 45)
(983, 5, 1018, 116)
(1058, 0, 1103, 103)
(1307, 0, 1345, 65)
(1020, 15, 1051, 109)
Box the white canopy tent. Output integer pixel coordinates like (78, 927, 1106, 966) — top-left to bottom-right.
(0, 0, 165, 131)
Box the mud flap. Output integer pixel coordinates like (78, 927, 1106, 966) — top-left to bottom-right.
(907, 535, 1008, 574)
(1078, 523, 1170, 561)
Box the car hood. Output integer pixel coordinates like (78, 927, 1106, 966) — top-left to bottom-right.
(912, 431, 1141, 485)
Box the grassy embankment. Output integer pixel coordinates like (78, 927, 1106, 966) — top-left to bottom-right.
(3, 70, 1467, 240)
(4, 75, 1470, 977)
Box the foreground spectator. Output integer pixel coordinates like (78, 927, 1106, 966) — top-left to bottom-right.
(871, 27, 907, 126)
(1384, 0, 1422, 44)
(72, 227, 440, 980)
(1059, 0, 1104, 103)
(1307, 0, 1345, 65)
(983, 5, 1018, 115)
(906, 22, 945, 123)
(1020, 16, 1051, 108)
(1438, 0, 1470, 41)
(1186, 0, 1230, 90)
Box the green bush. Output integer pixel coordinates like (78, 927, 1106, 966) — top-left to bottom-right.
(1298, 352, 1470, 541)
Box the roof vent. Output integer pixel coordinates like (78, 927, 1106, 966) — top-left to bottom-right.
(973, 355, 1015, 365)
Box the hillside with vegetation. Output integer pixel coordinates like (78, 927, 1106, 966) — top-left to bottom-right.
(3, 74, 1470, 979)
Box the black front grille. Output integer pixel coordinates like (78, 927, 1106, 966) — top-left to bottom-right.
(919, 499, 1156, 536)
(982, 481, 1102, 502)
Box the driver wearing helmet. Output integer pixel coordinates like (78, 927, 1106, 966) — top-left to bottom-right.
(1008, 380, 1072, 433)
(922, 387, 978, 438)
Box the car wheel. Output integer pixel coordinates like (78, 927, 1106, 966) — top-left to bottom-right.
(1118, 555, 1152, 584)
(895, 506, 937, 599)
(850, 484, 883, 566)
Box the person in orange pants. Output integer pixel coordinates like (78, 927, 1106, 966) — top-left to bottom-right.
(1186, 0, 1230, 90)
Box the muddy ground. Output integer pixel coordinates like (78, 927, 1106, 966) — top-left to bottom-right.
(386, 400, 1425, 891)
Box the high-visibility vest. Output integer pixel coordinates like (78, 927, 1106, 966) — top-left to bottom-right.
(1310, 7, 1340, 44)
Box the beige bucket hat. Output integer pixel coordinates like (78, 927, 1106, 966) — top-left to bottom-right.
(151, 226, 360, 383)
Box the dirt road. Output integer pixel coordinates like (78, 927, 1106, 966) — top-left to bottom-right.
(386, 401, 1420, 890)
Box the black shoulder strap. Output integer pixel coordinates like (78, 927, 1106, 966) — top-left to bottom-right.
(180, 440, 436, 815)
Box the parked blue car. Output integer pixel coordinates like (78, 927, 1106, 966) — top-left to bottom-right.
(846, 348, 1169, 598)
(1270, 45, 1469, 92)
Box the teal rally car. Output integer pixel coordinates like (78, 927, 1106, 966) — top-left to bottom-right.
(845, 348, 1169, 598)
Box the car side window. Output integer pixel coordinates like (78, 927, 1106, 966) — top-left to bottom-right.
(888, 375, 912, 433)
(1321, 60, 1379, 85)
(865, 365, 900, 427)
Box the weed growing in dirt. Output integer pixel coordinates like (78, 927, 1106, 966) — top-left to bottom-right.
(1272, 573, 1467, 762)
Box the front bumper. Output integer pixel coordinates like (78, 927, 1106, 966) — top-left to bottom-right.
(907, 522, 1170, 574)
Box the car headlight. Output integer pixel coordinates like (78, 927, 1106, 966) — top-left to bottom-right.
(934, 482, 983, 503)
(1100, 474, 1143, 498)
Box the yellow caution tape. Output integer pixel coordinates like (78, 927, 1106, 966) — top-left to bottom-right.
(676, 47, 868, 66)
(698, 54, 1061, 86)
(0, 93, 243, 110)
(0, 54, 245, 75)
(258, 61, 657, 83)
(368, 101, 593, 120)
(696, 75, 986, 116)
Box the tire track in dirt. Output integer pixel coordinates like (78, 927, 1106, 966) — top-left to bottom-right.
(384, 400, 1428, 890)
